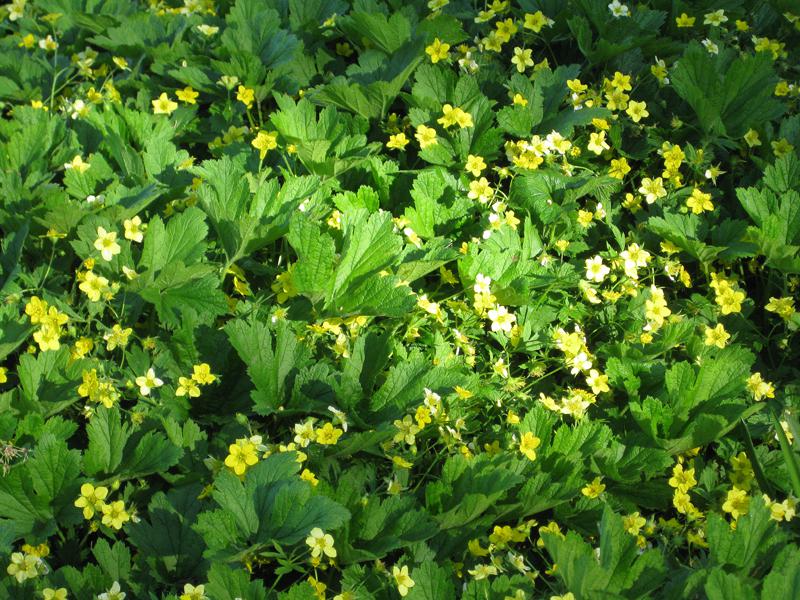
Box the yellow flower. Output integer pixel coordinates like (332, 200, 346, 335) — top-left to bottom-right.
(94, 227, 121, 261)
(511, 47, 534, 73)
(668, 463, 697, 492)
(717, 288, 745, 315)
(101, 500, 130, 529)
(316, 422, 344, 445)
(625, 100, 649, 123)
(224, 439, 259, 475)
(524, 11, 552, 33)
(179, 583, 207, 600)
(468, 177, 493, 203)
(772, 138, 794, 158)
(196, 24, 219, 36)
(43, 588, 68, 600)
(19, 33, 35, 49)
(6, 552, 40, 583)
(74, 483, 109, 519)
(581, 477, 605, 498)
(236, 85, 255, 108)
(765, 297, 795, 320)
(252, 130, 278, 159)
(123, 215, 145, 242)
(79, 270, 110, 302)
(176, 86, 199, 104)
(300, 468, 319, 486)
(722, 488, 750, 519)
(152, 92, 178, 115)
(676, 13, 695, 27)
(519, 431, 541, 461)
(135, 368, 164, 396)
(176, 376, 201, 398)
(25, 296, 49, 324)
(512, 93, 528, 106)
(191, 363, 217, 385)
(622, 512, 646, 535)
(686, 188, 713, 214)
(386, 132, 409, 150)
(112, 56, 130, 70)
(0, 366, 6, 384)
(704, 9, 728, 26)
(638, 177, 667, 204)
(703, 323, 730, 348)
(392, 565, 415, 597)
(608, 157, 631, 179)
(415, 125, 438, 149)
(437, 104, 473, 128)
(747, 372, 775, 401)
(465, 154, 486, 177)
(495, 18, 518, 43)
(587, 131, 609, 155)
(64, 154, 91, 173)
(425, 38, 450, 63)
(306, 527, 337, 558)
(743, 129, 761, 147)
(104, 324, 132, 351)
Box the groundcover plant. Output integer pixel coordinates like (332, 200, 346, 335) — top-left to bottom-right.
(0, 0, 799, 598)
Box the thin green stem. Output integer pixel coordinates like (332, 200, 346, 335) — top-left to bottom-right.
(769, 404, 800, 498)
(737, 419, 772, 495)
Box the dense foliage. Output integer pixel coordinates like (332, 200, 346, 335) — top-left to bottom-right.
(1, 0, 800, 598)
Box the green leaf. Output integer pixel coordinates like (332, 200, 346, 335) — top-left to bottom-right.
(84, 406, 131, 477)
(287, 216, 336, 304)
(705, 568, 756, 600)
(339, 11, 411, 54)
(542, 505, 666, 598)
(92, 539, 132, 583)
(330, 210, 403, 299)
(370, 350, 462, 413)
(671, 42, 784, 138)
(138, 263, 228, 328)
(139, 207, 208, 276)
(707, 496, 784, 572)
(762, 545, 800, 600)
(206, 563, 268, 600)
(126, 485, 206, 581)
(406, 562, 456, 600)
(118, 430, 183, 479)
(225, 318, 311, 415)
(0, 219, 28, 294)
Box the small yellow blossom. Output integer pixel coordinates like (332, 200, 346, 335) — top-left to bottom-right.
(192, 363, 217, 385)
(392, 565, 415, 597)
(581, 477, 606, 498)
(94, 227, 121, 261)
(306, 527, 337, 558)
(101, 500, 130, 530)
(123, 216, 145, 242)
(152, 92, 178, 115)
(519, 431, 541, 461)
(765, 297, 795, 320)
(252, 130, 278, 160)
(176, 86, 199, 104)
(387, 132, 410, 150)
(224, 439, 259, 475)
(236, 85, 255, 108)
(722, 488, 750, 519)
(74, 483, 109, 519)
(425, 38, 450, 63)
(176, 376, 201, 398)
(415, 125, 438, 149)
(703, 323, 730, 348)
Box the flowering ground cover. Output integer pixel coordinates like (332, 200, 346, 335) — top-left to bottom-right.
(1, 0, 800, 598)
